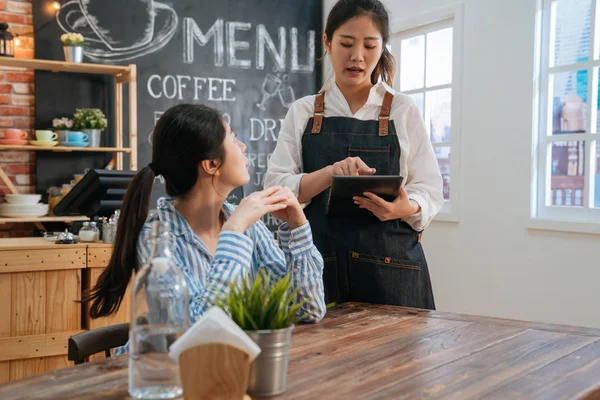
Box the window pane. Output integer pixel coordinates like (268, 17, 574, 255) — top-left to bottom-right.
(595, 141, 600, 208)
(550, 0, 591, 67)
(435, 146, 451, 200)
(556, 189, 564, 205)
(400, 35, 425, 92)
(565, 188, 573, 205)
(426, 28, 453, 87)
(575, 188, 583, 206)
(425, 89, 452, 142)
(550, 70, 588, 135)
(549, 141, 585, 207)
(596, 68, 600, 133)
(410, 92, 424, 117)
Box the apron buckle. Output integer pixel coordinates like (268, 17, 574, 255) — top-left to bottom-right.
(378, 116, 389, 137)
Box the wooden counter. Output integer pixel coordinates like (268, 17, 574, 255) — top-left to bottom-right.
(0, 238, 125, 382)
(84, 243, 130, 332)
(1, 303, 600, 399)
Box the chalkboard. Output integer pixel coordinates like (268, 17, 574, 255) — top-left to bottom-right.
(33, 0, 322, 231)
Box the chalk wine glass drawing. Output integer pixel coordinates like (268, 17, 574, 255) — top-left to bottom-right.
(277, 75, 296, 108)
(256, 72, 296, 110)
(56, 0, 178, 63)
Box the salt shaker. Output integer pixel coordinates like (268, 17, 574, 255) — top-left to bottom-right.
(99, 217, 109, 243)
(102, 210, 120, 244)
(79, 221, 100, 243)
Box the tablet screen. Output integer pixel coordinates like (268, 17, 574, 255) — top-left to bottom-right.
(326, 175, 404, 217)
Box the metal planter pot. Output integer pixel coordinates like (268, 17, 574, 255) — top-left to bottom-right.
(83, 129, 102, 147)
(56, 130, 69, 143)
(245, 326, 293, 397)
(63, 46, 83, 63)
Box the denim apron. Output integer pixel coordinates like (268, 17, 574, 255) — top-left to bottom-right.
(301, 90, 435, 310)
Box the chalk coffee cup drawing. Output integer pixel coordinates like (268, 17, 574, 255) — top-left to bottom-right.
(57, 0, 178, 62)
(80, 0, 155, 51)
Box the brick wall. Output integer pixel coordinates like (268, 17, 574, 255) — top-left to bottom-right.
(0, 0, 36, 237)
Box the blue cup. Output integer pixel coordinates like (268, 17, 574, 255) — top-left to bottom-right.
(67, 131, 89, 143)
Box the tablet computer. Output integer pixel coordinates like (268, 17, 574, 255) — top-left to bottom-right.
(326, 175, 404, 217)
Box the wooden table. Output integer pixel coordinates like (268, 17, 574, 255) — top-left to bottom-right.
(1, 303, 600, 399)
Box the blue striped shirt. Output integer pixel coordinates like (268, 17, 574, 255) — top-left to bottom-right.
(149, 198, 325, 312)
(114, 197, 326, 355)
(138, 197, 326, 324)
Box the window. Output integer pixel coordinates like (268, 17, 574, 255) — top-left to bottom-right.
(575, 188, 583, 205)
(535, 0, 600, 226)
(390, 6, 463, 221)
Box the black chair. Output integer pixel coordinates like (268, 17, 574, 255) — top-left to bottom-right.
(68, 323, 129, 364)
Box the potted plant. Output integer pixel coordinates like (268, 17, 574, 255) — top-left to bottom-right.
(220, 271, 306, 397)
(60, 32, 85, 63)
(73, 108, 108, 148)
(52, 117, 73, 143)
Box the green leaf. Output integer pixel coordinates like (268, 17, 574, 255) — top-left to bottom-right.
(218, 270, 303, 331)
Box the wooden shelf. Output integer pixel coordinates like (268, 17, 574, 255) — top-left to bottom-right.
(0, 216, 89, 224)
(0, 56, 138, 229)
(0, 57, 131, 77)
(0, 145, 132, 153)
(0, 215, 89, 224)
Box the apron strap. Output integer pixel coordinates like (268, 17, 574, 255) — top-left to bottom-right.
(312, 89, 392, 135)
(311, 92, 325, 134)
(379, 90, 393, 137)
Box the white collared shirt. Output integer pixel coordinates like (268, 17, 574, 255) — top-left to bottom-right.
(264, 80, 444, 231)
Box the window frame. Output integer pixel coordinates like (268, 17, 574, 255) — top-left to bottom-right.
(390, 5, 464, 223)
(531, 0, 600, 234)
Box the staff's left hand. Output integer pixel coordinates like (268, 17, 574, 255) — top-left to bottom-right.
(353, 187, 421, 221)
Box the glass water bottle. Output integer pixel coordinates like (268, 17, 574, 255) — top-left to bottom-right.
(129, 221, 189, 399)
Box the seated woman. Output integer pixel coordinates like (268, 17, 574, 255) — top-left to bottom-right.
(84, 104, 326, 339)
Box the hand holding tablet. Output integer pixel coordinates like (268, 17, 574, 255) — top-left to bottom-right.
(326, 175, 404, 217)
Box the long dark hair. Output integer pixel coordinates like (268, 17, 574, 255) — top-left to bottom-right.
(84, 104, 227, 318)
(325, 0, 396, 86)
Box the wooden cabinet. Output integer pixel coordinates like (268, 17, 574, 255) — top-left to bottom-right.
(0, 239, 126, 382)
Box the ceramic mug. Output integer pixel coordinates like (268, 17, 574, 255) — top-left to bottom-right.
(35, 130, 58, 142)
(67, 131, 89, 143)
(4, 129, 27, 140)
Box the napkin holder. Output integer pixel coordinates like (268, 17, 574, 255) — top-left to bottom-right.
(179, 343, 252, 400)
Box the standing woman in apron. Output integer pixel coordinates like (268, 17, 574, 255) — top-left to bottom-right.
(265, 0, 443, 309)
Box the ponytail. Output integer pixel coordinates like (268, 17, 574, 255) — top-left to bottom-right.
(371, 46, 396, 86)
(83, 166, 155, 318)
(83, 103, 228, 318)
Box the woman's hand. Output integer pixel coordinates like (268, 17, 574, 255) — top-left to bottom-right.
(223, 186, 289, 233)
(268, 187, 308, 229)
(353, 187, 421, 222)
(331, 157, 376, 176)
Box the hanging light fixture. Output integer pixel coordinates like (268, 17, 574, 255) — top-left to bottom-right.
(52, 1, 61, 10)
(0, 22, 15, 58)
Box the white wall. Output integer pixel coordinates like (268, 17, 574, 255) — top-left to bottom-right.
(323, 0, 600, 328)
